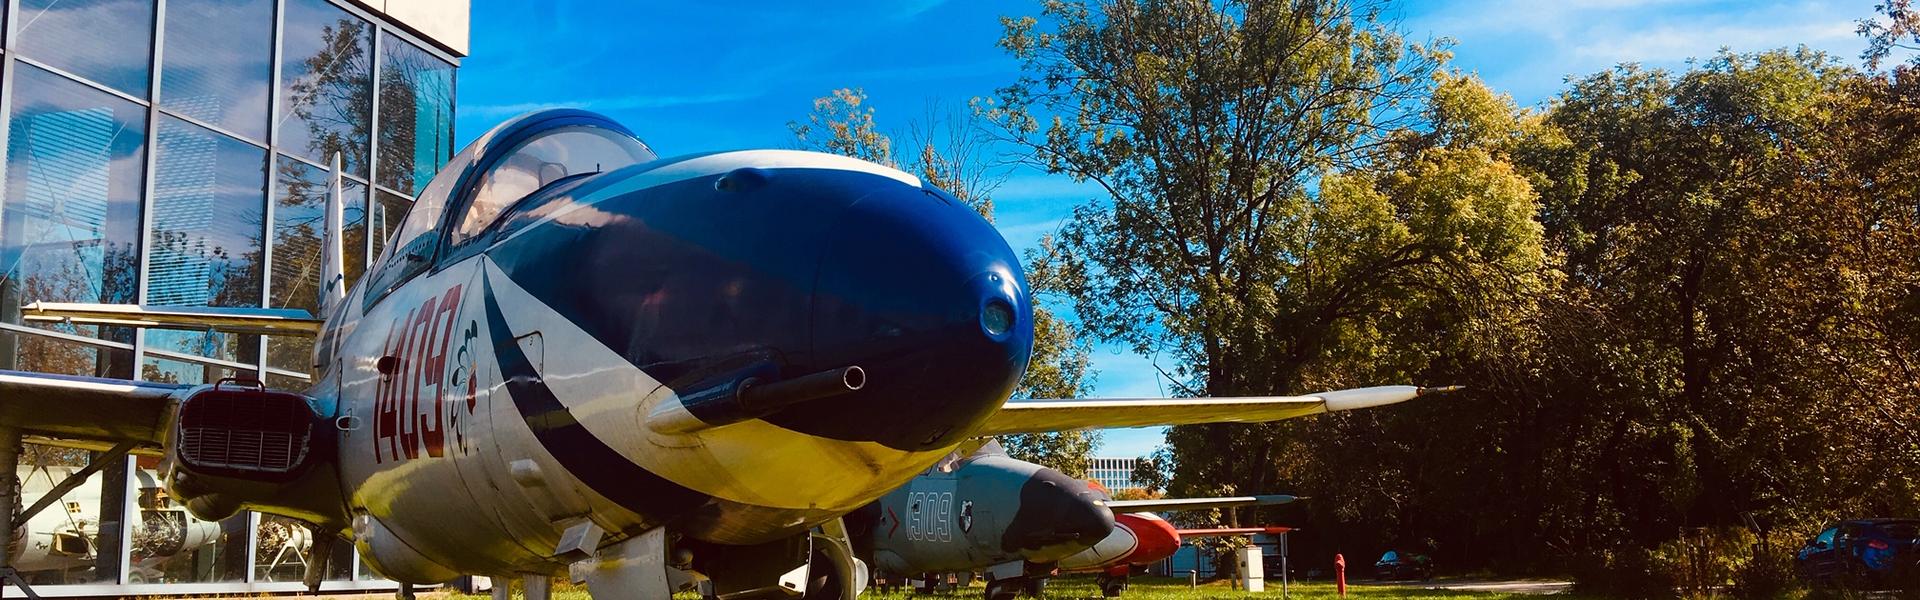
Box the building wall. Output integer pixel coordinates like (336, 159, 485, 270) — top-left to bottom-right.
(0, 0, 463, 594)
(1088, 456, 1141, 493)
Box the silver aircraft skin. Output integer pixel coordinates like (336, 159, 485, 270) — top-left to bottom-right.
(862, 442, 1295, 600)
(0, 109, 1447, 599)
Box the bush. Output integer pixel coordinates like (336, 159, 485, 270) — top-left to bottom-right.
(1730, 538, 1799, 600)
(1575, 528, 1807, 600)
(1572, 546, 1681, 600)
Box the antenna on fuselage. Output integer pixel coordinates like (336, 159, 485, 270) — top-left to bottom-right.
(319, 152, 347, 319)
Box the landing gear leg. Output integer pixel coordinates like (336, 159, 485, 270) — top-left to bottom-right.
(525, 573, 552, 600)
(1097, 573, 1129, 597)
(396, 582, 415, 600)
(0, 426, 39, 600)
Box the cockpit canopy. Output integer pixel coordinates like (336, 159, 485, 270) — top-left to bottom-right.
(362, 109, 655, 307)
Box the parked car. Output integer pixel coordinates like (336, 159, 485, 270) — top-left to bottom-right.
(1373, 550, 1433, 580)
(1795, 518, 1919, 588)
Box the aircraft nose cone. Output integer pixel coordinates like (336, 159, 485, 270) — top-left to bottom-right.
(764, 186, 1033, 451)
(1002, 468, 1116, 561)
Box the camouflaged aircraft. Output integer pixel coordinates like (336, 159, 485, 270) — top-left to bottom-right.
(859, 442, 1298, 600)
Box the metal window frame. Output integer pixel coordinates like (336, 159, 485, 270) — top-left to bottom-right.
(0, 0, 455, 591)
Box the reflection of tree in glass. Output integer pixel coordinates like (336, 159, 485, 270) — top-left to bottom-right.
(10, 243, 138, 378)
(283, 19, 372, 174)
(377, 38, 454, 195)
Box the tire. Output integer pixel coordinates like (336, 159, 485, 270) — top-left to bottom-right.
(985, 579, 1020, 600)
(1021, 577, 1047, 598)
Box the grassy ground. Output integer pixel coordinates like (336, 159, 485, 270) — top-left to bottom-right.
(446, 575, 1577, 600)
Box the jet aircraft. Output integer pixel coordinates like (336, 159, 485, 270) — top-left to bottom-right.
(860, 441, 1296, 600)
(0, 109, 1449, 599)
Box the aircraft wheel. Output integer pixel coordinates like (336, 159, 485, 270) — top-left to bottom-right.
(1099, 576, 1126, 597)
(957, 571, 976, 588)
(1020, 577, 1047, 597)
(984, 578, 1020, 600)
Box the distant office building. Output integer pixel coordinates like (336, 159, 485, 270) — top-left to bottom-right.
(1088, 456, 1142, 492)
(0, 0, 467, 595)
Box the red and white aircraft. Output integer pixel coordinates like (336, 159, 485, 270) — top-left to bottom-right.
(0, 109, 1446, 599)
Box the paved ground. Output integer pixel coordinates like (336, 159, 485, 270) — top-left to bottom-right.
(1354, 579, 1575, 595)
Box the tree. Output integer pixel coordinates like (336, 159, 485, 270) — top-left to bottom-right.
(1860, 0, 1919, 71)
(987, 0, 1542, 527)
(790, 89, 1101, 475)
(789, 88, 893, 166)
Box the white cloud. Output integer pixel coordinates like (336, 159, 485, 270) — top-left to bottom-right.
(1571, 21, 1858, 64)
(463, 92, 761, 119)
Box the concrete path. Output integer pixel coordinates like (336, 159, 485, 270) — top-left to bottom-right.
(1357, 579, 1575, 595)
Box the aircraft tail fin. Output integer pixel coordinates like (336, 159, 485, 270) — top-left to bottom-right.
(319, 152, 347, 319)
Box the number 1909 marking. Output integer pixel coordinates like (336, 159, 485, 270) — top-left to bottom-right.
(906, 491, 954, 542)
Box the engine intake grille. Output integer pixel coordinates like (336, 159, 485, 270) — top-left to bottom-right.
(177, 383, 314, 474)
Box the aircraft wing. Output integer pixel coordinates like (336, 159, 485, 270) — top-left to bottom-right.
(975, 385, 1455, 436)
(1106, 494, 1298, 514)
(0, 370, 187, 452)
(1175, 526, 1294, 538)
(22, 302, 322, 336)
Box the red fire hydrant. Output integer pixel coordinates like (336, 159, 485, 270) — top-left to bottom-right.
(1334, 553, 1347, 597)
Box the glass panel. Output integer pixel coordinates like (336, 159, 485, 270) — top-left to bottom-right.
(148, 116, 267, 309)
(0, 64, 145, 377)
(139, 353, 240, 384)
(16, 0, 154, 97)
(12, 445, 125, 585)
(160, 0, 274, 141)
(251, 514, 353, 583)
(376, 33, 455, 196)
(453, 126, 654, 245)
(277, 0, 373, 177)
(267, 156, 366, 377)
(128, 462, 247, 583)
(370, 189, 409, 261)
(147, 117, 267, 366)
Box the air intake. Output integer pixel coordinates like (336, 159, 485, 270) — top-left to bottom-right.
(176, 379, 317, 477)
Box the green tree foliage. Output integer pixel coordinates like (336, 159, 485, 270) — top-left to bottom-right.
(991, 0, 1920, 580)
(790, 90, 1101, 476)
(986, 0, 1539, 524)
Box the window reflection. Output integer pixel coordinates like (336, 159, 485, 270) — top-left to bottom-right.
(370, 190, 410, 262)
(149, 117, 267, 310)
(162, 0, 275, 141)
(139, 353, 244, 386)
(13, 445, 123, 585)
(268, 156, 367, 378)
(147, 118, 267, 365)
(0, 64, 145, 377)
(278, 0, 373, 177)
(376, 33, 455, 196)
(126, 465, 247, 583)
(254, 515, 352, 582)
(15, 0, 155, 97)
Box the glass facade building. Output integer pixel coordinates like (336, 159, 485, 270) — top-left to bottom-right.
(0, 0, 461, 594)
(1088, 457, 1142, 493)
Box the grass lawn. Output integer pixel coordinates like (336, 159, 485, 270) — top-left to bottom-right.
(447, 575, 1577, 600)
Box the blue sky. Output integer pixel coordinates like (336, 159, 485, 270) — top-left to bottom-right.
(456, 0, 1882, 458)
